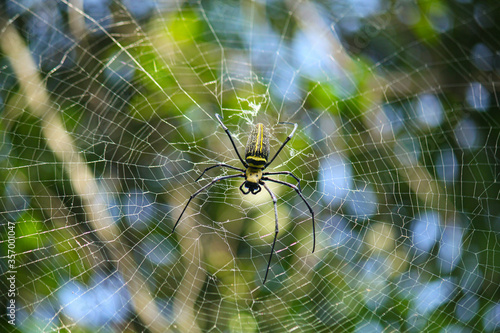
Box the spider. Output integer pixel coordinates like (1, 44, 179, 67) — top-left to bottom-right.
(172, 114, 315, 283)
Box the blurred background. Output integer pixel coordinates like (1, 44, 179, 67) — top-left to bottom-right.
(0, 0, 499, 332)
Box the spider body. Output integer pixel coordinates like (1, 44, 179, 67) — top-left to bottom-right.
(241, 167, 263, 194)
(245, 123, 270, 168)
(241, 123, 269, 194)
(173, 114, 315, 283)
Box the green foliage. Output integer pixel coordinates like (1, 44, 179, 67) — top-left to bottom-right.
(0, 0, 498, 332)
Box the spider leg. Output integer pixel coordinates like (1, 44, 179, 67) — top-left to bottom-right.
(196, 163, 245, 181)
(262, 177, 315, 253)
(172, 174, 245, 233)
(261, 182, 279, 284)
(251, 184, 262, 195)
(262, 171, 302, 191)
(215, 113, 248, 168)
(264, 122, 297, 169)
(239, 182, 250, 195)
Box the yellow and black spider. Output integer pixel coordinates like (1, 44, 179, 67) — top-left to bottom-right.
(173, 113, 315, 283)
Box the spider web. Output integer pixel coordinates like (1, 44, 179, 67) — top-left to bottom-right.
(0, 0, 499, 332)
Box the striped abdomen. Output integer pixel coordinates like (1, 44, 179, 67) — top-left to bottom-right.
(245, 123, 270, 168)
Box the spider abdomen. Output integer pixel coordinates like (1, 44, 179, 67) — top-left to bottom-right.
(245, 123, 270, 168)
